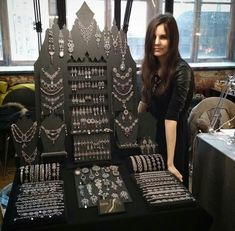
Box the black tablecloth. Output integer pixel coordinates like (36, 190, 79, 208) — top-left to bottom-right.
(192, 132, 235, 231)
(2, 161, 212, 231)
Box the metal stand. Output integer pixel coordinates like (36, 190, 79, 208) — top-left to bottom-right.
(209, 74, 235, 132)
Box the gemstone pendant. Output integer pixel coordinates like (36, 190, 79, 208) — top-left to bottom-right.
(120, 62, 126, 71)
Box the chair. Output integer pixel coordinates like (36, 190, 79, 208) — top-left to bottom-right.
(188, 97, 235, 172)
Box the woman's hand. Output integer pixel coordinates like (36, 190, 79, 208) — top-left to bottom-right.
(168, 164, 183, 182)
(137, 101, 147, 113)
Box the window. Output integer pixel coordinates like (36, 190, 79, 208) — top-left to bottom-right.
(174, 0, 234, 62)
(0, 0, 234, 68)
(0, 23, 3, 61)
(1, 0, 50, 65)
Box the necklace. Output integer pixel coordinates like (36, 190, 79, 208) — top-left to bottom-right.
(113, 78, 132, 90)
(41, 78, 63, 92)
(118, 33, 127, 71)
(67, 31, 74, 56)
(42, 93, 64, 106)
(112, 91, 134, 109)
(42, 101, 63, 113)
(11, 122, 38, 148)
(58, 30, 64, 58)
(115, 118, 138, 137)
(48, 29, 55, 64)
(111, 31, 120, 54)
(40, 124, 66, 144)
(21, 147, 38, 165)
(40, 85, 63, 96)
(95, 25, 102, 48)
(113, 84, 133, 96)
(112, 67, 132, 80)
(41, 67, 61, 82)
(103, 30, 111, 56)
(77, 18, 95, 44)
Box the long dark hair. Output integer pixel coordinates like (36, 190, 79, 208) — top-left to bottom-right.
(142, 13, 180, 103)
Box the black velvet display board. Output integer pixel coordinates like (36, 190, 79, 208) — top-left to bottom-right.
(2, 163, 213, 231)
(11, 116, 40, 166)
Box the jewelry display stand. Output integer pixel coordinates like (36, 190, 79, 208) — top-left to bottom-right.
(39, 114, 67, 158)
(33, 2, 138, 163)
(114, 109, 138, 148)
(11, 116, 40, 166)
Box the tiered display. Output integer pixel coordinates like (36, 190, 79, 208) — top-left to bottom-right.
(32, 2, 138, 163)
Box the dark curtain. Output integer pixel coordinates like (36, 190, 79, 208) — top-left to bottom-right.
(57, 0, 66, 29)
(114, 0, 121, 30)
(165, 0, 174, 13)
(123, 0, 133, 33)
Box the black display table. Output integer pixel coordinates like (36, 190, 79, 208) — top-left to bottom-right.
(2, 162, 212, 231)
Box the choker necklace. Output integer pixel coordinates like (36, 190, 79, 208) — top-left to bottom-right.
(22, 147, 38, 165)
(11, 122, 38, 148)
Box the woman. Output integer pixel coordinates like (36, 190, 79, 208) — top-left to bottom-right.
(137, 13, 195, 188)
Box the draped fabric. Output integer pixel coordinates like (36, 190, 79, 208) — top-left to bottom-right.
(57, 0, 66, 29)
(114, 0, 121, 30)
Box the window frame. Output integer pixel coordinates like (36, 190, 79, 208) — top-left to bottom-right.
(0, 0, 234, 68)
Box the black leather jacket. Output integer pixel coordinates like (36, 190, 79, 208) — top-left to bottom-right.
(148, 58, 195, 121)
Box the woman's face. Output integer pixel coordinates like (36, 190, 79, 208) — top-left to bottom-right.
(153, 23, 169, 59)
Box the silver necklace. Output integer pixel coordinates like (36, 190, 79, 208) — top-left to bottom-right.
(21, 147, 38, 165)
(103, 30, 111, 56)
(11, 122, 38, 148)
(112, 67, 132, 80)
(42, 93, 64, 106)
(77, 18, 95, 44)
(41, 67, 61, 82)
(115, 118, 138, 137)
(113, 84, 133, 96)
(112, 91, 134, 109)
(48, 29, 55, 64)
(95, 25, 102, 48)
(111, 31, 120, 54)
(40, 78, 63, 93)
(67, 31, 74, 56)
(40, 124, 66, 144)
(58, 30, 64, 58)
(119, 33, 127, 71)
(113, 77, 132, 90)
(42, 101, 63, 113)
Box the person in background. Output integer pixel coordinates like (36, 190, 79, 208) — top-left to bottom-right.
(137, 13, 195, 188)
